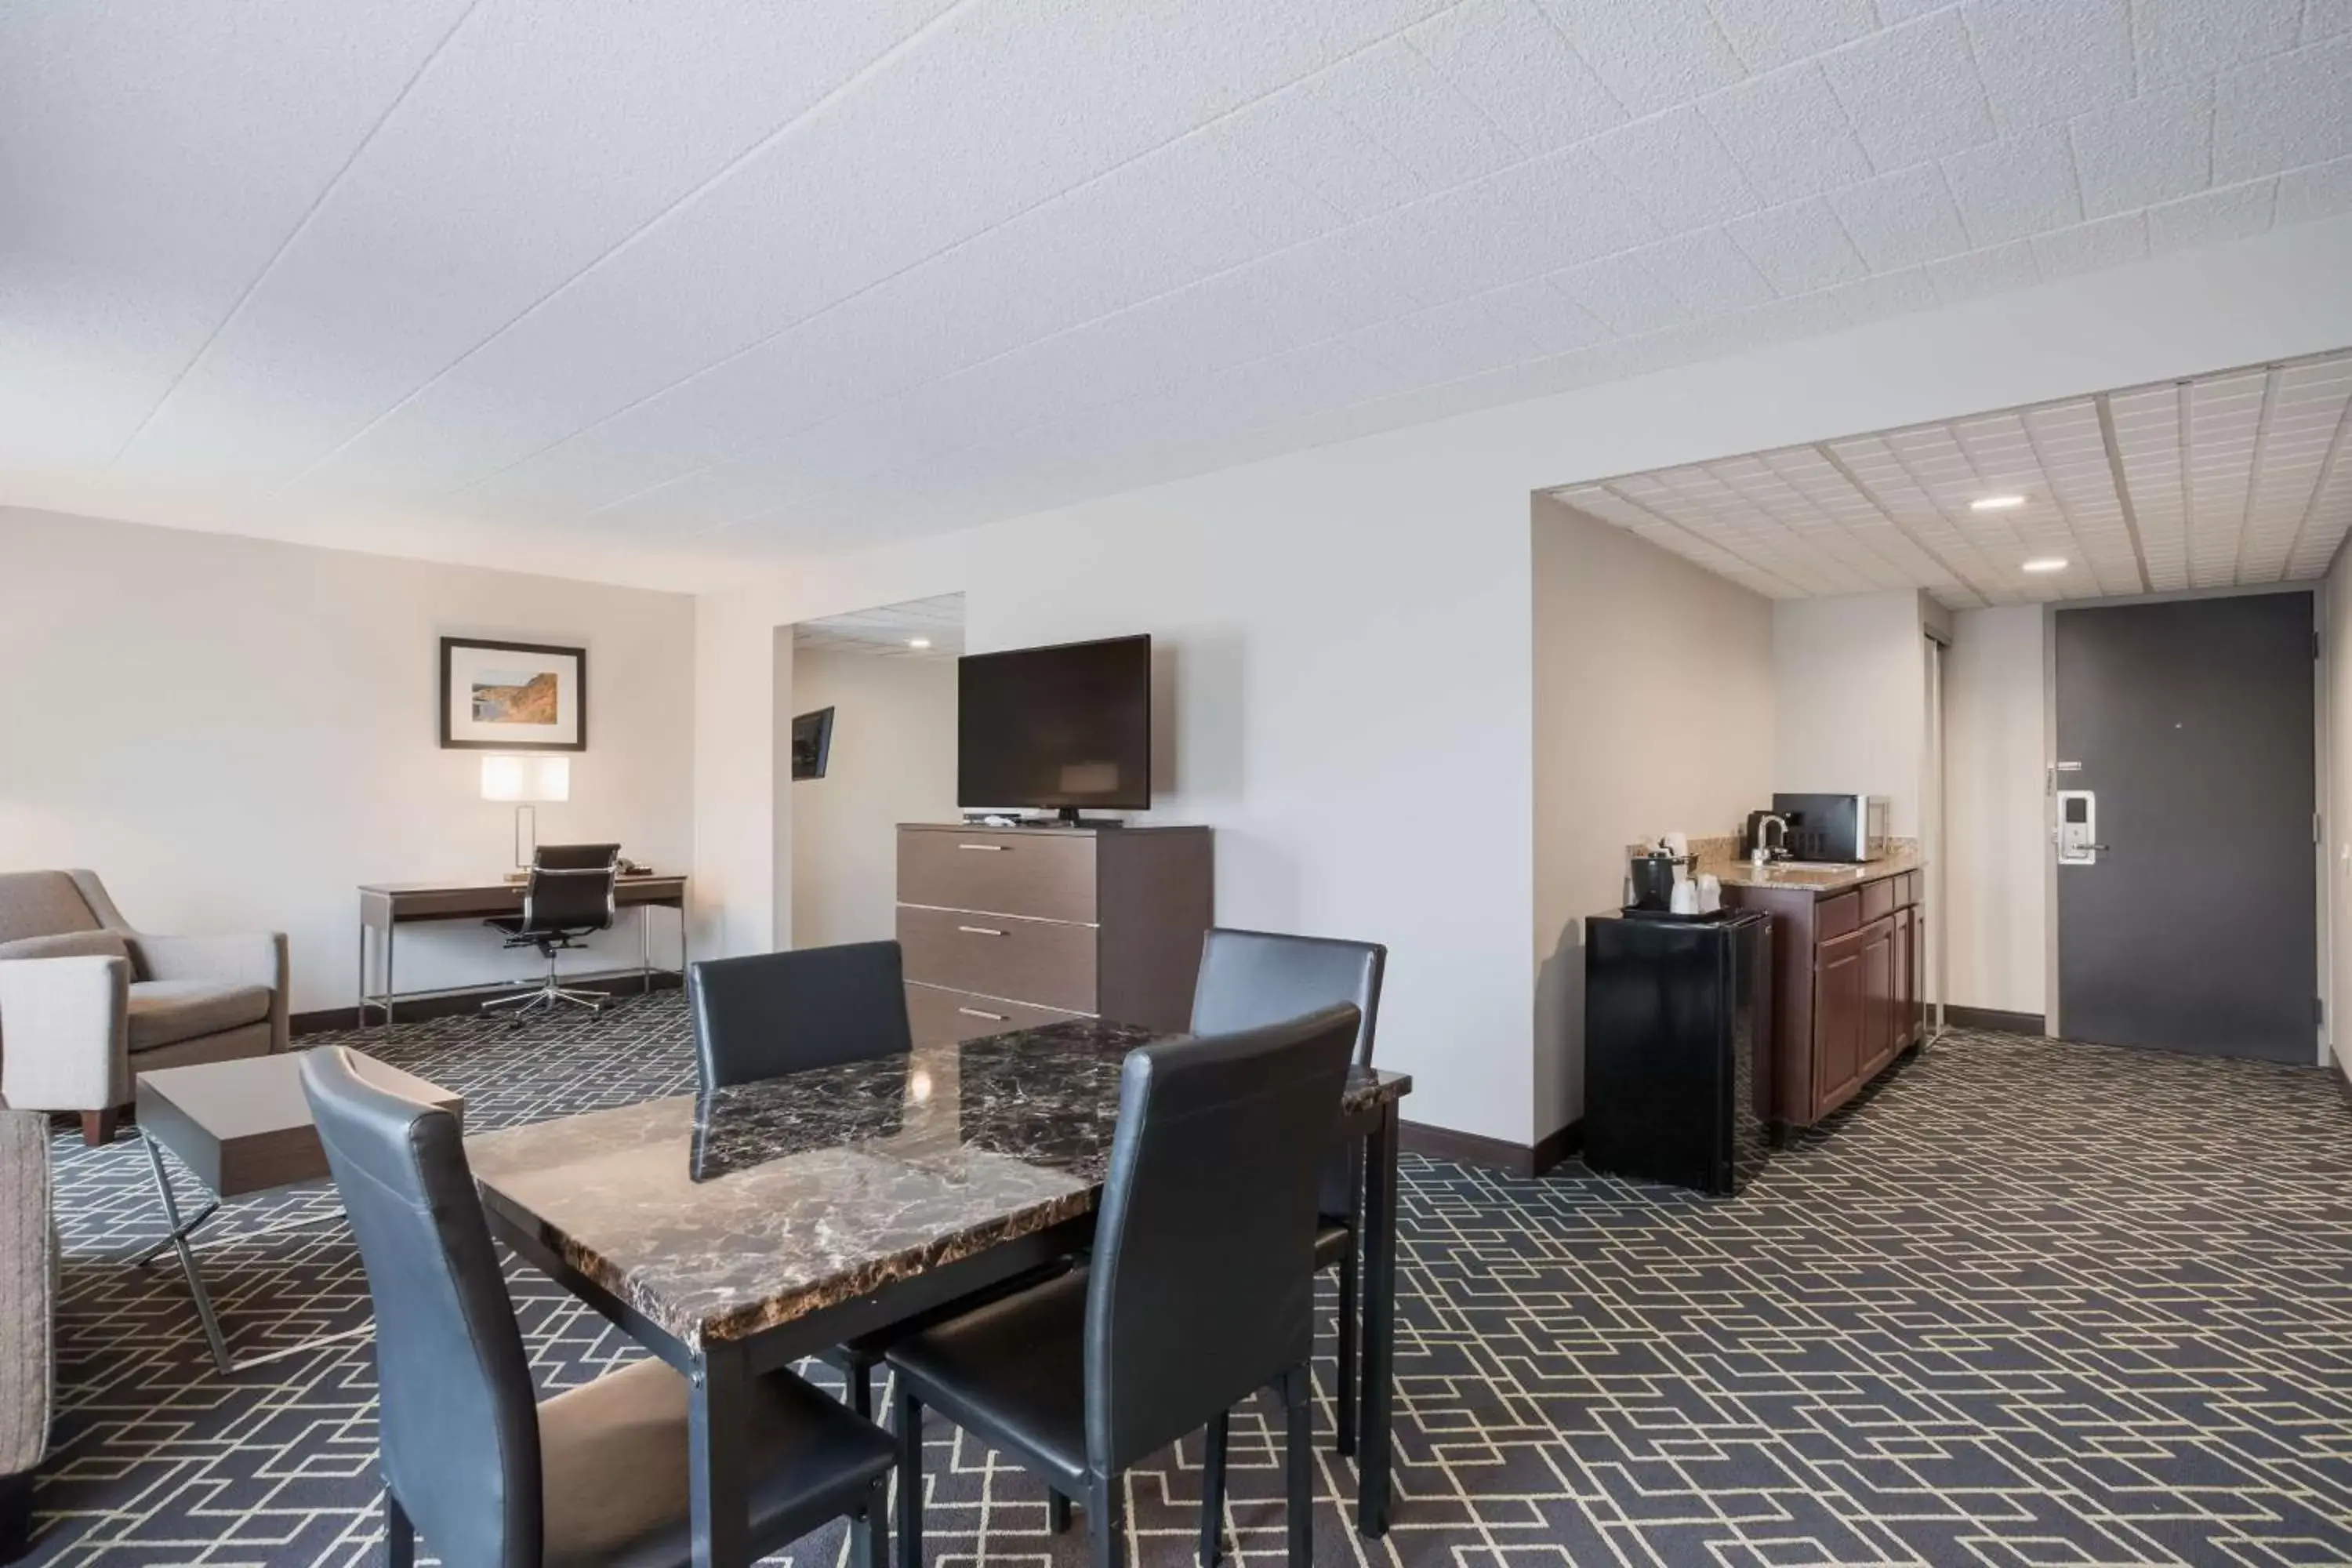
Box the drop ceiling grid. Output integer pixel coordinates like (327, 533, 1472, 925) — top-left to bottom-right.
(1550, 348, 2352, 609)
(792, 592, 966, 659)
(5, 0, 2350, 580)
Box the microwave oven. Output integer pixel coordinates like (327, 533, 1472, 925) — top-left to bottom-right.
(1771, 793, 1891, 862)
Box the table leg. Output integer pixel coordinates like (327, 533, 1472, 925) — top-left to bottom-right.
(385, 918, 397, 1027)
(642, 903, 653, 994)
(357, 921, 369, 1031)
(1356, 1102, 1398, 1537)
(143, 1132, 234, 1374)
(689, 1342, 752, 1568)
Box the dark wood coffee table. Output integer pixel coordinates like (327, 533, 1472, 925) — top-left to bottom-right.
(134, 1049, 462, 1374)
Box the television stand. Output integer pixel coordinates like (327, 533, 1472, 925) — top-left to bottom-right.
(1051, 808, 1126, 827)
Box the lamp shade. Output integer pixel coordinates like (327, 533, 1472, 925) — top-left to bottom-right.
(480, 754, 571, 803)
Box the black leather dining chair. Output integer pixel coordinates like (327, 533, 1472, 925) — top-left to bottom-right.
(483, 844, 622, 1019)
(299, 1046, 896, 1568)
(884, 1004, 1361, 1568)
(1189, 927, 1386, 1466)
(689, 942, 912, 1092)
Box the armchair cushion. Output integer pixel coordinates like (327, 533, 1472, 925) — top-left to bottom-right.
(0, 872, 104, 946)
(127, 981, 271, 1053)
(0, 931, 130, 965)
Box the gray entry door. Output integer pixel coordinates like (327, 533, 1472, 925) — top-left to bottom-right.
(2054, 591, 2316, 1062)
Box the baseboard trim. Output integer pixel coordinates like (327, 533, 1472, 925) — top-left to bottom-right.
(1400, 1117, 1580, 1178)
(1944, 1004, 2045, 1036)
(292, 970, 683, 1036)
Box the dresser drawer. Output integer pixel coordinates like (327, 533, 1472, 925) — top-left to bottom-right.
(1816, 890, 1860, 942)
(898, 903, 1098, 1013)
(1860, 874, 1896, 924)
(897, 829, 1098, 924)
(905, 983, 1087, 1048)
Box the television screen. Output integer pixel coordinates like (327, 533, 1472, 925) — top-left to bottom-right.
(958, 635, 1150, 811)
(790, 706, 834, 780)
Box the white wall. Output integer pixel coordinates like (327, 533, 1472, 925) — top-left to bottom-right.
(694, 216, 2352, 1146)
(1531, 496, 1774, 1131)
(2328, 548, 2352, 1080)
(1944, 605, 2049, 1018)
(0, 505, 695, 1013)
(1772, 590, 1936, 838)
(786, 648, 957, 949)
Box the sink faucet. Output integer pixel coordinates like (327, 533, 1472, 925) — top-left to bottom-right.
(1750, 814, 1788, 867)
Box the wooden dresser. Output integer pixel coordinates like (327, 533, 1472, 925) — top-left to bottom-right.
(896, 822, 1214, 1044)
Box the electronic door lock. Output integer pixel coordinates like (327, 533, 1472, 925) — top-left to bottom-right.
(2055, 789, 2100, 864)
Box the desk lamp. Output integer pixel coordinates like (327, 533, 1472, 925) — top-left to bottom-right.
(480, 754, 571, 871)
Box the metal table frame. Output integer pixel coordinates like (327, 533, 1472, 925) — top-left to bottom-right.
(477, 1093, 1403, 1568)
(357, 877, 688, 1027)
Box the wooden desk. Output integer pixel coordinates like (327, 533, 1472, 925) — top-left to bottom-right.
(357, 874, 688, 1025)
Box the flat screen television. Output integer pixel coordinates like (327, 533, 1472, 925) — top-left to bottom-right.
(790, 706, 834, 780)
(958, 634, 1150, 818)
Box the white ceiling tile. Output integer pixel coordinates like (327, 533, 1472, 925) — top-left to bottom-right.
(2068, 82, 2216, 217)
(2130, 0, 2304, 87)
(1703, 0, 1878, 73)
(2312, 0, 2352, 38)
(1221, 82, 1429, 219)
(1586, 107, 1763, 230)
(1639, 229, 1780, 314)
(2032, 210, 2151, 278)
(1530, 0, 1751, 117)
(1822, 266, 1940, 324)
(1942, 126, 2085, 244)
(2147, 180, 2279, 253)
(1828, 164, 1975, 269)
(1700, 63, 1876, 204)
(1342, 281, 1606, 384)
(1820, 10, 2000, 169)
(1403, 0, 1629, 153)
(2212, 35, 2352, 183)
(1725, 198, 1871, 292)
(2277, 154, 2352, 223)
(1305, 38, 1523, 189)
(1551, 252, 1696, 336)
(1375, 147, 1664, 298)
(1962, 0, 2135, 133)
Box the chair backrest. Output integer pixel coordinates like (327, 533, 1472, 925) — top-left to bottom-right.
(0, 870, 118, 946)
(532, 842, 622, 872)
(690, 941, 913, 1093)
(299, 1047, 541, 1568)
(1190, 927, 1386, 1218)
(1082, 1004, 1358, 1475)
(520, 845, 619, 935)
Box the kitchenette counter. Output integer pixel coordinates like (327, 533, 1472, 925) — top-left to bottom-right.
(1708, 848, 1923, 896)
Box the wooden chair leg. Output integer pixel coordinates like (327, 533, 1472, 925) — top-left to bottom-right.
(383, 1490, 414, 1568)
(893, 1382, 924, 1568)
(1199, 1411, 1229, 1566)
(82, 1108, 121, 1147)
(1048, 1490, 1072, 1534)
(1086, 1474, 1126, 1568)
(1334, 1247, 1359, 1457)
(1283, 1368, 1312, 1568)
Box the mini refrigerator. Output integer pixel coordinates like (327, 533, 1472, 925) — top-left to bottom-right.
(1583, 908, 1772, 1196)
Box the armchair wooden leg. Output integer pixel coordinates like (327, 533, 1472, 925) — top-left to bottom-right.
(82, 1108, 122, 1147)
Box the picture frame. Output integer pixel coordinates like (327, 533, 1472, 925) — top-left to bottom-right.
(440, 637, 586, 752)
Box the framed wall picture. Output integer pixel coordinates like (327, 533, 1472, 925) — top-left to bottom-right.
(440, 637, 586, 751)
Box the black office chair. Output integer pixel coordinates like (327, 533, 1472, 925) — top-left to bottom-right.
(297, 1046, 895, 1568)
(484, 843, 620, 1019)
(1190, 927, 1386, 1468)
(885, 1004, 1360, 1568)
(688, 942, 912, 1093)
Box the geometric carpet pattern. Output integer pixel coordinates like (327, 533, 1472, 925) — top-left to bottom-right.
(22, 998, 2352, 1566)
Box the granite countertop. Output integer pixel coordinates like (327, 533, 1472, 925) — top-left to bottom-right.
(1710, 847, 1925, 895)
(464, 1018, 1412, 1349)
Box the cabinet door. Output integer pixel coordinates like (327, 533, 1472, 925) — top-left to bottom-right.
(1892, 906, 1915, 1050)
(1815, 931, 1867, 1109)
(1860, 916, 1897, 1076)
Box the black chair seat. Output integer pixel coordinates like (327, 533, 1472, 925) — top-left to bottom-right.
(540, 1358, 895, 1568)
(1314, 1218, 1352, 1270)
(885, 1269, 1091, 1491)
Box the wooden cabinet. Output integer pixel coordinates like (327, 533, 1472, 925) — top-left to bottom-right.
(896, 823, 1213, 1047)
(1724, 866, 1923, 1129)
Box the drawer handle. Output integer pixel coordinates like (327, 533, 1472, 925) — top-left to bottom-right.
(958, 1006, 1008, 1022)
(956, 843, 1007, 851)
(956, 925, 1006, 937)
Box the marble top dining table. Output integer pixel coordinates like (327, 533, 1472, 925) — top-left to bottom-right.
(466, 1018, 1411, 1349)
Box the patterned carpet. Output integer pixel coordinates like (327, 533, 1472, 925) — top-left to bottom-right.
(22, 997, 2352, 1566)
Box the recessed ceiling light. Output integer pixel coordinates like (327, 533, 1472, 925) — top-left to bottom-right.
(1970, 494, 2027, 511)
(2021, 557, 2067, 573)
(907, 637, 931, 648)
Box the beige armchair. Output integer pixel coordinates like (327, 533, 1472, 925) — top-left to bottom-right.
(0, 870, 288, 1145)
